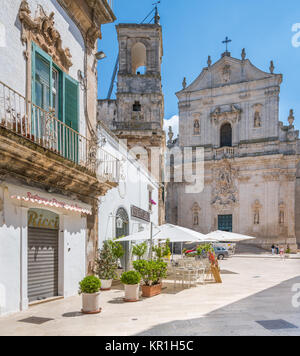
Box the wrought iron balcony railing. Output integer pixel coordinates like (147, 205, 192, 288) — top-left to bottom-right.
(0, 80, 118, 180)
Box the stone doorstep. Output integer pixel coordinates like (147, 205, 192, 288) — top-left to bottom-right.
(29, 296, 64, 308)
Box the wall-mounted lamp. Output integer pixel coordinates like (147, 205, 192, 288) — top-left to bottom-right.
(95, 51, 107, 61)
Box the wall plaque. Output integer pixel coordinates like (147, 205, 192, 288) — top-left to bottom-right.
(131, 205, 150, 223)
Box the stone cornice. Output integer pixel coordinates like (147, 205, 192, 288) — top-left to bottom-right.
(57, 0, 116, 50)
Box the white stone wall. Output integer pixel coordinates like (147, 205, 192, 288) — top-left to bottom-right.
(0, 0, 86, 136)
(0, 184, 87, 316)
(97, 127, 159, 244)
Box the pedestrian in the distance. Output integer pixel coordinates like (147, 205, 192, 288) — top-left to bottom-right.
(280, 246, 285, 260)
(271, 244, 275, 255)
(276, 245, 279, 255)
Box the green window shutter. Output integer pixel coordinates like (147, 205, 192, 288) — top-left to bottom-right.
(63, 74, 79, 163)
(32, 43, 53, 110)
(64, 74, 79, 131)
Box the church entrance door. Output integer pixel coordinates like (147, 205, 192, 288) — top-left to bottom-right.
(218, 215, 232, 232)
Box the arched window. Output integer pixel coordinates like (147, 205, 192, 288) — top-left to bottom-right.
(131, 42, 147, 74)
(116, 208, 129, 238)
(115, 207, 130, 271)
(220, 123, 232, 147)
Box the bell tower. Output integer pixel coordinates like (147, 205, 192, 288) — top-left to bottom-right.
(114, 22, 165, 224)
(114, 22, 164, 142)
(98, 14, 166, 224)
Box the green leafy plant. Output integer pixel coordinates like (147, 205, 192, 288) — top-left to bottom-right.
(79, 276, 101, 294)
(132, 242, 148, 260)
(196, 243, 214, 256)
(121, 271, 141, 285)
(153, 239, 171, 260)
(133, 259, 168, 286)
(94, 241, 120, 280)
(110, 239, 125, 260)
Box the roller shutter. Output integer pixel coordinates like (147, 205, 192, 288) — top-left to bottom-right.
(28, 228, 59, 303)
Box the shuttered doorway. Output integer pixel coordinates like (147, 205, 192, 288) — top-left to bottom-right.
(28, 228, 59, 303)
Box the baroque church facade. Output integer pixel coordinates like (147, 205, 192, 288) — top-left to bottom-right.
(167, 49, 300, 251)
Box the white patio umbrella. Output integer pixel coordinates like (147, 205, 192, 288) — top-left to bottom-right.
(117, 224, 215, 243)
(117, 224, 217, 258)
(206, 230, 256, 242)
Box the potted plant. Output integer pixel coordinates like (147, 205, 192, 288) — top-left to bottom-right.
(153, 239, 171, 260)
(133, 259, 168, 298)
(132, 242, 148, 260)
(94, 240, 124, 290)
(121, 271, 141, 302)
(79, 276, 102, 314)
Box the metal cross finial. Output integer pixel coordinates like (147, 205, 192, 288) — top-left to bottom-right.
(222, 36, 232, 52)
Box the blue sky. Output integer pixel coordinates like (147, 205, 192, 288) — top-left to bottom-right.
(98, 0, 300, 134)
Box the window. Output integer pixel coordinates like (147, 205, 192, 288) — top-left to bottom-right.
(32, 43, 79, 162)
(32, 43, 79, 129)
(133, 101, 141, 112)
(220, 123, 232, 147)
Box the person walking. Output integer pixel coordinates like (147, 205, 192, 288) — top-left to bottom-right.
(271, 244, 275, 255)
(280, 246, 285, 260)
(275, 245, 279, 255)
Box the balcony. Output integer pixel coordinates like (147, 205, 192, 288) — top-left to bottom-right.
(0, 81, 118, 199)
(214, 146, 236, 160)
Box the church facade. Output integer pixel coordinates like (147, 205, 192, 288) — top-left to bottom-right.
(167, 50, 300, 251)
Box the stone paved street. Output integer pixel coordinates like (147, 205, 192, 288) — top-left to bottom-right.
(0, 257, 299, 336)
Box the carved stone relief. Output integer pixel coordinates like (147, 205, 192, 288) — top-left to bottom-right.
(210, 104, 242, 125)
(19, 1, 73, 72)
(212, 160, 238, 210)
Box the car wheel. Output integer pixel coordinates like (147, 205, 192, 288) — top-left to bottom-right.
(218, 254, 224, 260)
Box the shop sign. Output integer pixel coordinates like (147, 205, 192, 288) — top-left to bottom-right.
(131, 205, 150, 223)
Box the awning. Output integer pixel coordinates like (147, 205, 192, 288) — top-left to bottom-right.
(6, 183, 92, 215)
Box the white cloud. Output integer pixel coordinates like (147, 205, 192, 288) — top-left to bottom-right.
(164, 115, 179, 138)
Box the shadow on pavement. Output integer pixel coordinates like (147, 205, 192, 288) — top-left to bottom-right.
(135, 276, 300, 336)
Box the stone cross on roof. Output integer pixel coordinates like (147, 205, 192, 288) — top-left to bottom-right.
(222, 36, 232, 54)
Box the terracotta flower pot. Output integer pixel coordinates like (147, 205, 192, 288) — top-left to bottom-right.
(82, 292, 101, 314)
(100, 279, 113, 291)
(142, 283, 162, 298)
(124, 284, 140, 302)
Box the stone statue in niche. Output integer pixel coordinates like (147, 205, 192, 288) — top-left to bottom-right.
(193, 120, 200, 135)
(222, 65, 231, 83)
(253, 200, 262, 225)
(279, 202, 285, 225)
(193, 213, 199, 226)
(168, 126, 174, 145)
(279, 210, 284, 225)
(254, 111, 261, 128)
(192, 203, 200, 226)
(254, 210, 260, 225)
